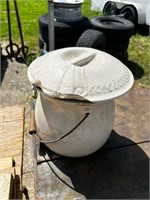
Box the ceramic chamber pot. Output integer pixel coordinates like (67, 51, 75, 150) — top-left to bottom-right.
(28, 47, 134, 157)
(35, 92, 115, 157)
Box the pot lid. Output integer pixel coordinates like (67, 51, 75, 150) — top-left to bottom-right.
(54, 0, 84, 4)
(27, 47, 134, 102)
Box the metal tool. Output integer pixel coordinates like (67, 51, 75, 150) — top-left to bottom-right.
(5, 0, 19, 58)
(13, 0, 28, 59)
(5, 0, 28, 60)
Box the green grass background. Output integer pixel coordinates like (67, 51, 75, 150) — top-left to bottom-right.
(0, 0, 149, 86)
(0, 0, 100, 51)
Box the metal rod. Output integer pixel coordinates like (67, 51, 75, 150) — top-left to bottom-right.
(6, 0, 13, 55)
(13, 0, 25, 57)
(48, 0, 55, 51)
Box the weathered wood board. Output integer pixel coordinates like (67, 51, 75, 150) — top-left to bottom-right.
(0, 173, 13, 200)
(0, 157, 13, 170)
(0, 105, 24, 165)
(0, 167, 22, 199)
(0, 105, 24, 199)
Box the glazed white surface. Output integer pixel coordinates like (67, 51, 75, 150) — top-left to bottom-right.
(28, 47, 134, 102)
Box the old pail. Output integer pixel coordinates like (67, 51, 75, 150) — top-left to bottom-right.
(28, 47, 134, 157)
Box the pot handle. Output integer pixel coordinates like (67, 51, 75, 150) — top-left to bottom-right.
(29, 110, 90, 144)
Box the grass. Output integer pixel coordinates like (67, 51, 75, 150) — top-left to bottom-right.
(128, 34, 150, 87)
(0, 0, 149, 87)
(0, 0, 48, 52)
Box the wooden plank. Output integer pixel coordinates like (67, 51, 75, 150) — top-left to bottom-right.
(0, 167, 22, 199)
(0, 105, 24, 199)
(0, 129, 23, 165)
(0, 173, 13, 200)
(0, 105, 24, 123)
(0, 166, 21, 176)
(0, 157, 13, 170)
(0, 106, 24, 167)
(0, 167, 16, 199)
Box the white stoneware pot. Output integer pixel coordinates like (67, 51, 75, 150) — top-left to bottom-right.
(28, 47, 134, 157)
